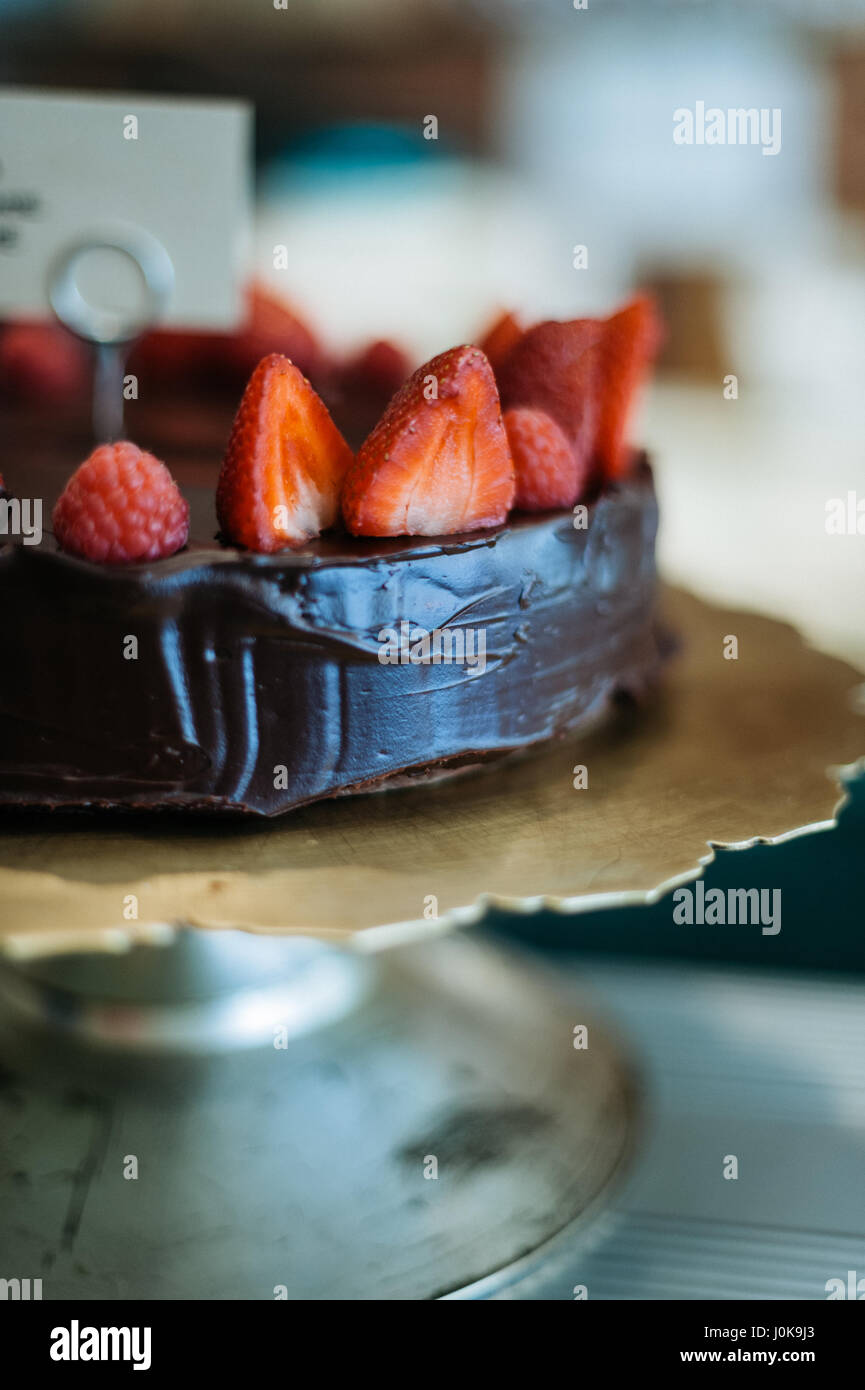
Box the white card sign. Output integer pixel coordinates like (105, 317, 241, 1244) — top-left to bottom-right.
(0, 88, 252, 330)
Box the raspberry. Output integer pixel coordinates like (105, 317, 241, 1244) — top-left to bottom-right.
(52, 442, 189, 564)
(504, 406, 587, 510)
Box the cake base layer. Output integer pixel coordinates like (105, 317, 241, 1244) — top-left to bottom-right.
(0, 453, 663, 817)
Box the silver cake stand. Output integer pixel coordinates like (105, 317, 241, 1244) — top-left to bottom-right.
(0, 927, 637, 1300)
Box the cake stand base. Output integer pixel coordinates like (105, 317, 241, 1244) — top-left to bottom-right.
(0, 930, 636, 1300)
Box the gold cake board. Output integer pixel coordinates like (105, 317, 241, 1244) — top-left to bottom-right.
(0, 586, 862, 957)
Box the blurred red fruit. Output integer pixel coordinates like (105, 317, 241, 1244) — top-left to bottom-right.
(130, 284, 325, 389)
(218, 283, 323, 383)
(338, 339, 410, 400)
(0, 321, 90, 403)
(593, 294, 663, 477)
(477, 310, 524, 373)
(497, 294, 662, 483)
(497, 317, 601, 477)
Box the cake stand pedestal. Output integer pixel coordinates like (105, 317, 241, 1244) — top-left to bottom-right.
(0, 929, 635, 1300)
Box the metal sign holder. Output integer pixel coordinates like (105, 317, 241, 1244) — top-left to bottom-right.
(48, 227, 174, 441)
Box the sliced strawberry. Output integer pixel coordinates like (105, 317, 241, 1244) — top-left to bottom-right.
(216, 353, 354, 552)
(594, 294, 662, 477)
(504, 407, 590, 511)
(496, 318, 601, 476)
(477, 310, 523, 373)
(342, 345, 515, 537)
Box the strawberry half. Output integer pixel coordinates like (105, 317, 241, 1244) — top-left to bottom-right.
(477, 310, 524, 373)
(342, 345, 515, 537)
(217, 353, 353, 552)
(504, 407, 590, 511)
(496, 318, 601, 478)
(593, 294, 662, 477)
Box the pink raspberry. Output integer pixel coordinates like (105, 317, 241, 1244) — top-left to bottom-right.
(52, 442, 189, 564)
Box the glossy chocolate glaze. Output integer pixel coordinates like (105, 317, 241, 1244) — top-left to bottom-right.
(0, 424, 663, 816)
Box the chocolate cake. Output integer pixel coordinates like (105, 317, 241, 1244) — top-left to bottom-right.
(0, 450, 661, 816)
(0, 297, 666, 816)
